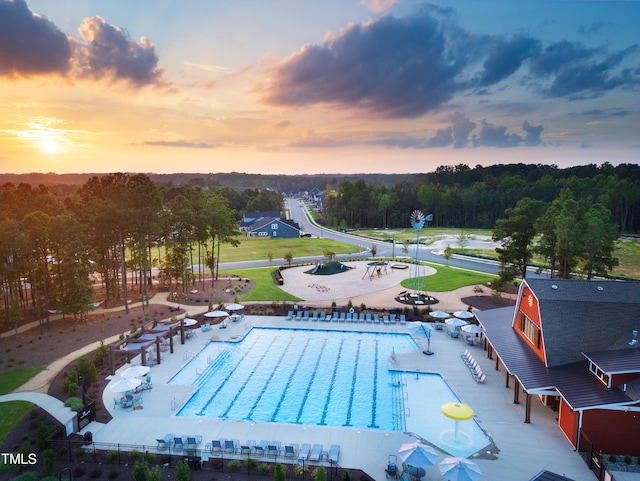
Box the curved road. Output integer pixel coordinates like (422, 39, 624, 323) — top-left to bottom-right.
(285, 198, 548, 279)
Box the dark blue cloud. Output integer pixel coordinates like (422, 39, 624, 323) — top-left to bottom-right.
(522, 120, 543, 146)
(76, 16, 165, 88)
(472, 120, 524, 148)
(479, 35, 540, 86)
(0, 0, 71, 77)
(260, 7, 639, 118)
(260, 5, 490, 118)
(529, 40, 639, 99)
(0, 0, 165, 87)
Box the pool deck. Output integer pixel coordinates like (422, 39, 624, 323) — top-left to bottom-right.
(91, 314, 597, 481)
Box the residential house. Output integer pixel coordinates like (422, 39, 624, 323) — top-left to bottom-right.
(246, 217, 300, 239)
(239, 211, 281, 232)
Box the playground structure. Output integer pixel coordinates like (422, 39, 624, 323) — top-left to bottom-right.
(306, 261, 352, 276)
(362, 260, 389, 280)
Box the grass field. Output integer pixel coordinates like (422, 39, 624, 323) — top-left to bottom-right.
(401, 265, 494, 292)
(0, 401, 34, 444)
(0, 368, 42, 395)
(219, 267, 302, 302)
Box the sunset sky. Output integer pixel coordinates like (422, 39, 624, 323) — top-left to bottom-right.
(1, 0, 639, 175)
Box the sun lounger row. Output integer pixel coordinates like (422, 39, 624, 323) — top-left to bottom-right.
(202, 438, 340, 464)
(156, 434, 202, 453)
(286, 310, 407, 325)
(460, 350, 486, 383)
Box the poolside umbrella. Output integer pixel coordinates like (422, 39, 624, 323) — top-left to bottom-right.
(429, 310, 450, 319)
(442, 402, 474, 441)
(397, 442, 438, 470)
(109, 378, 141, 392)
(182, 317, 198, 326)
(461, 324, 484, 335)
(445, 318, 468, 328)
(409, 322, 434, 338)
(225, 303, 244, 311)
(120, 365, 150, 379)
(453, 310, 475, 320)
(438, 457, 482, 481)
(204, 310, 229, 318)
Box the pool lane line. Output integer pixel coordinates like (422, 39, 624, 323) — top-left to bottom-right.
(196, 335, 276, 416)
(343, 339, 362, 426)
(269, 337, 313, 422)
(368, 339, 380, 429)
(313, 338, 342, 425)
(220, 335, 286, 418)
(243, 335, 297, 420)
(294, 337, 329, 424)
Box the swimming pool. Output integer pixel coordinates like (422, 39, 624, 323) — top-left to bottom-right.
(169, 327, 490, 457)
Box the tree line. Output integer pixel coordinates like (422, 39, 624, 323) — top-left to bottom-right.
(0, 174, 283, 334)
(320, 163, 640, 233)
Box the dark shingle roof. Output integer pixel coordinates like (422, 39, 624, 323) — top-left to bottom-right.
(478, 307, 635, 410)
(582, 348, 640, 374)
(525, 279, 640, 367)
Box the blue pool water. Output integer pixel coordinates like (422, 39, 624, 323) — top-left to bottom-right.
(169, 327, 490, 457)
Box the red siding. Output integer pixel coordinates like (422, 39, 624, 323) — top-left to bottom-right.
(582, 407, 640, 457)
(610, 373, 640, 388)
(558, 400, 579, 447)
(514, 285, 546, 362)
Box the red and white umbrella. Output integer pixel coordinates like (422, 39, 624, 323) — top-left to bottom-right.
(438, 457, 482, 481)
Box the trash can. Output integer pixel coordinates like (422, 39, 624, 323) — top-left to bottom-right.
(83, 431, 93, 445)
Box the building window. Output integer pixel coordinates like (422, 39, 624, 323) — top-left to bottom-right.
(518, 312, 541, 348)
(271, 223, 278, 229)
(589, 362, 610, 387)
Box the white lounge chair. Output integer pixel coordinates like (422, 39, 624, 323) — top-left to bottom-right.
(298, 443, 311, 460)
(329, 444, 340, 464)
(156, 434, 174, 451)
(309, 444, 323, 462)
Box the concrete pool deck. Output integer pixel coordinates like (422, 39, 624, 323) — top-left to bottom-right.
(92, 314, 595, 481)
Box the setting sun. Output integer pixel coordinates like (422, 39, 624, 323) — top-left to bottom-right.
(39, 138, 60, 154)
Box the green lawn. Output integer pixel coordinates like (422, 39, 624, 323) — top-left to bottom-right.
(217, 236, 362, 263)
(401, 264, 493, 292)
(220, 267, 302, 302)
(0, 401, 34, 445)
(0, 368, 42, 395)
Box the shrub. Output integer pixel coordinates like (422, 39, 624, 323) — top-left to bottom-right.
(258, 463, 271, 475)
(228, 460, 241, 471)
(313, 465, 327, 481)
(78, 357, 91, 376)
(36, 423, 50, 450)
(342, 471, 351, 481)
(89, 362, 98, 383)
(64, 397, 83, 411)
(129, 450, 141, 462)
(41, 449, 56, 477)
(246, 458, 259, 470)
(275, 462, 286, 481)
(133, 459, 148, 481)
(107, 450, 119, 462)
(108, 470, 120, 479)
(148, 465, 160, 481)
(609, 454, 617, 463)
(175, 459, 190, 481)
(88, 469, 103, 479)
(624, 455, 632, 465)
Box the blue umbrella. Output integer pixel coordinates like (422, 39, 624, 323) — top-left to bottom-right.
(409, 322, 434, 338)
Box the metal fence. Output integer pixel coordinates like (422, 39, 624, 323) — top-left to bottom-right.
(578, 433, 617, 481)
(47, 438, 343, 479)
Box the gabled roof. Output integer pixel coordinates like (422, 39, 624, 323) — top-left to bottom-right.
(478, 307, 635, 411)
(582, 348, 640, 375)
(247, 216, 300, 232)
(243, 211, 280, 221)
(524, 279, 640, 367)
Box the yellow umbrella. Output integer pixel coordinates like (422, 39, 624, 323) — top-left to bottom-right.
(442, 402, 473, 441)
(441, 402, 473, 420)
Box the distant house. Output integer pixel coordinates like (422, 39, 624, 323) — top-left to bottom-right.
(239, 211, 281, 232)
(477, 278, 640, 457)
(246, 217, 300, 239)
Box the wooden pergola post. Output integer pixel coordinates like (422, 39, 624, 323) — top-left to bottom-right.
(525, 394, 532, 423)
(513, 378, 520, 404)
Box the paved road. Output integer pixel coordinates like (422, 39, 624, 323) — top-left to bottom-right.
(286, 198, 548, 278)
